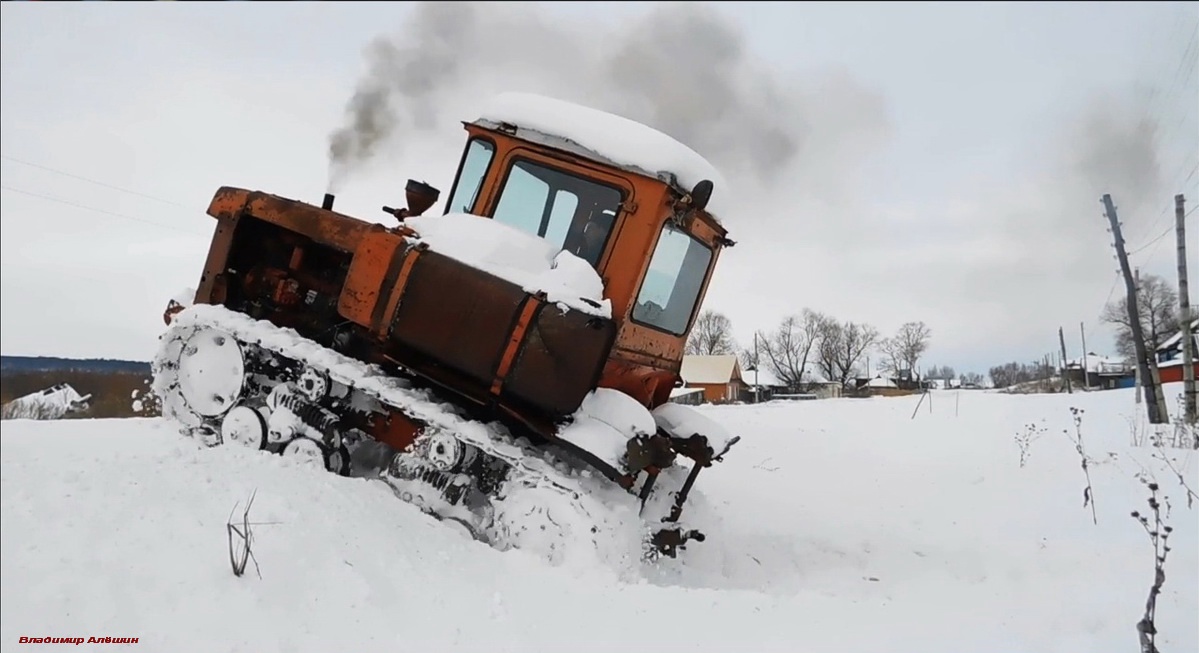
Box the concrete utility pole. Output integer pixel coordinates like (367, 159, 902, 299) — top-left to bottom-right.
(1059, 326, 1072, 393)
(1080, 322, 1091, 389)
(1175, 194, 1196, 424)
(1103, 194, 1167, 424)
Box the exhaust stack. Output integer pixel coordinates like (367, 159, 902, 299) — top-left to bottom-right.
(322, 193, 335, 210)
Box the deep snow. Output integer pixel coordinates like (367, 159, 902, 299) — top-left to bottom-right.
(2, 386, 1196, 652)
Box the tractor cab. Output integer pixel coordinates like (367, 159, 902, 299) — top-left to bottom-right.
(439, 93, 734, 407)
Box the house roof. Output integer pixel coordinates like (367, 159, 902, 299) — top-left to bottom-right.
(744, 366, 784, 387)
(865, 375, 898, 388)
(1156, 318, 1199, 352)
(680, 355, 742, 384)
(1066, 354, 1127, 373)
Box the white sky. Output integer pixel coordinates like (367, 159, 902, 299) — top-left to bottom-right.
(1, 1, 1196, 376)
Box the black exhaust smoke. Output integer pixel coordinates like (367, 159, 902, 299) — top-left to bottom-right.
(322, 193, 335, 210)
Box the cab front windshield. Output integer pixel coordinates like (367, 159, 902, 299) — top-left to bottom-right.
(489, 158, 624, 269)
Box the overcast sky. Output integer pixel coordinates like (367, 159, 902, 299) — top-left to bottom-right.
(1, 1, 1196, 375)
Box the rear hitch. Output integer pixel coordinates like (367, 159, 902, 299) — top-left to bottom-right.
(646, 459, 708, 558)
(651, 527, 706, 558)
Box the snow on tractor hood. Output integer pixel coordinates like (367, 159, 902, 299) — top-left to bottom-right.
(402, 213, 611, 318)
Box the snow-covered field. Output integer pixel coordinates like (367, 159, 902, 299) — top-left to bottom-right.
(2, 386, 1196, 652)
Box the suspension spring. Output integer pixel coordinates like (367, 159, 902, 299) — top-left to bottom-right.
(275, 389, 341, 442)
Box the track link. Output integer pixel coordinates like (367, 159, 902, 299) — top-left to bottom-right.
(152, 304, 652, 564)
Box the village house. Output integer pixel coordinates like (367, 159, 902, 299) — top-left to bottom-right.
(1155, 318, 1199, 384)
(677, 355, 845, 404)
(678, 354, 745, 404)
(744, 366, 843, 401)
(1064, 354, 1134, 390)
(741, 365, 786, 402)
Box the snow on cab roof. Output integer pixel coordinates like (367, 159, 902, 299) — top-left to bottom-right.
(473, 92, 729, 224)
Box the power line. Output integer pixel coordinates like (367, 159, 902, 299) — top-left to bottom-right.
(0, 154, 186, 208)
(1139, 216, 1180, 268)
(1134, 17, 1199, 246)
(0, 184, 206, 236)
(1148, 16, 1199, 140)
(1135, 198, 1198, 268)
(1128, 224, 1174, 256)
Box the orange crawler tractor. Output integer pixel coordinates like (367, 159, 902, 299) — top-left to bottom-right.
(153, 92, 739, 561)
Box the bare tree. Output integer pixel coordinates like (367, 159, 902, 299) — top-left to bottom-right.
(877, 337, 904, 374)
(895, 321, 932, 376)
(817, 318, 880, 387)
(686, 310, 737, 356)
(926, 365, 956, 380)
(761, 310, 824, 387)
(1101, 274, 1179, 361)
(960, 372, 985, 386)
(739, 339, 762, 373)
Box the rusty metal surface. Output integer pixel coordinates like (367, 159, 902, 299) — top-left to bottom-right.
(338, 227, 406, 329)
(195, 214, 240, 305)
(388, 250, 526, 388)
(597, 357, 679, 408)
(489, 294, 546, 397)
(386, 249, 616, 418)
(207, 186, 372, 253)
(503, 302, 619, 416)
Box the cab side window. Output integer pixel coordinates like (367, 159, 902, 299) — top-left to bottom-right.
(632, 222, 713, 335)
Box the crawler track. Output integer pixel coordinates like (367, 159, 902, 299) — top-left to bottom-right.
(152, 304, 662, 565)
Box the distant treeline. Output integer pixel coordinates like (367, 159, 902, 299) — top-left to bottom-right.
(1, 356, 151, 375)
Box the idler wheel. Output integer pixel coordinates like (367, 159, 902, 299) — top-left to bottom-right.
(176, 327, 245, 418)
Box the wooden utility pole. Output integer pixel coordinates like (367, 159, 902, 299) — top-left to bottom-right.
(1102, 194, 1166, 423)
(1059, 326, 1072, 393)
(752, 332, 761, 404)
(1145, 264, 1169, 418)
(1080, 322, 1091, 389)
(1135, 268, 1143, 404)
(1176, 194, 1196, 424)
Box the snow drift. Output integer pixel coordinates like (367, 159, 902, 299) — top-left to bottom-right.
(2, 386, 1196, 652)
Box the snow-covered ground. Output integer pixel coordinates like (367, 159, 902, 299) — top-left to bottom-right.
(2, 386, 1196, 652)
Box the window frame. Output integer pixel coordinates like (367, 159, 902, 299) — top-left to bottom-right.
(485, 154, 627, 269)
(442, 135, 498, 216)
(628, 219, 715, 337)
